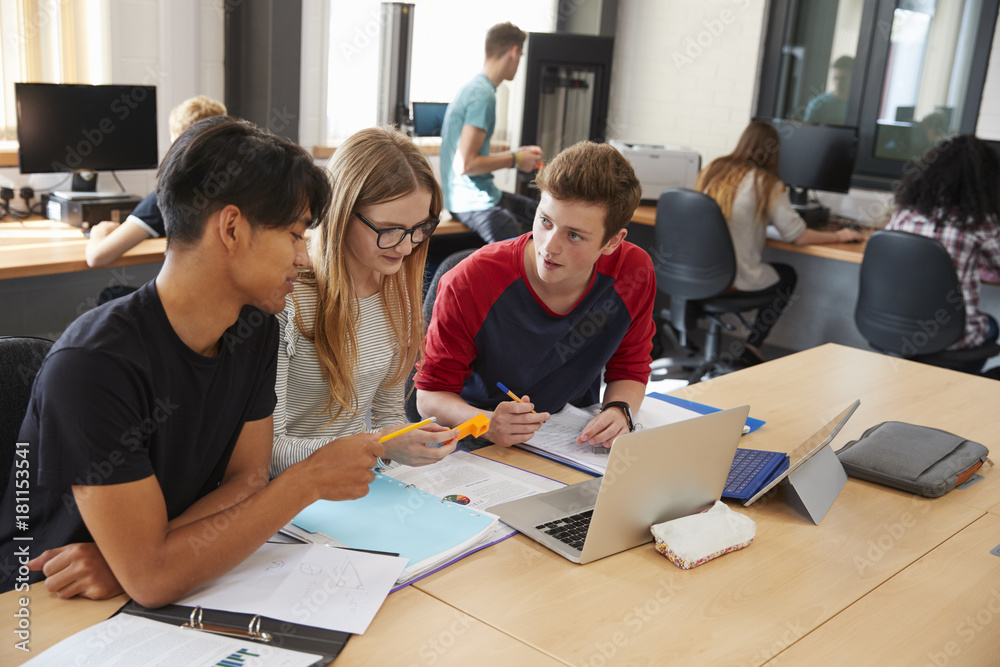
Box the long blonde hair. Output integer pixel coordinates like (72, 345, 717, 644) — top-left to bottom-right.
(696, 120, 784, 223)
(301, 127, 440, 421)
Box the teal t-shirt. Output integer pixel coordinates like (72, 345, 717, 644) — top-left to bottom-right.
(441, 73, 501, 212)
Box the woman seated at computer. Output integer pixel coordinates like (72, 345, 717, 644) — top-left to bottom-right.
(886, 135, 1000, 368)
(84, 96, 227, 268)
(269, 127, 458, 477)
(696, 120, 863, 365)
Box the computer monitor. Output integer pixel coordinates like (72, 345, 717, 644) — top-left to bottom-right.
(411, 102, 448, 137)
(15, 83, 158, 191)
(755, 118, 858, 227)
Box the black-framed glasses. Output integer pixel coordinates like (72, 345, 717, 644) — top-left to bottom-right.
(355, 212, 440, 249)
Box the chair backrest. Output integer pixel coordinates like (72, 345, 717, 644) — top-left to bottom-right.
(0, 337, 54, 497)
(855, 230, 965, 356)
(653, 188, 737, 301)
(405, 248, 478, 422)
(422, 248, 477, 326)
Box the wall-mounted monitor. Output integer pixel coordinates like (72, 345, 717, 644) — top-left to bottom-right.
(15, 83, 158, 190)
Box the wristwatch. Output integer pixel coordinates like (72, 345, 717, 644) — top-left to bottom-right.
(600, 401, 635, 432)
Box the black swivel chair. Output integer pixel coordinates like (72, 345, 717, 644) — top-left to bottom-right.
(0, 337, 54, 498)
(650, 189, 777, 384)
(404, 248, 478, 422)
(855, 230, 1000, 372)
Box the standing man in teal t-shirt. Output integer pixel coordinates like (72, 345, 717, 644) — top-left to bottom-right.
(440, 22, 543, 243)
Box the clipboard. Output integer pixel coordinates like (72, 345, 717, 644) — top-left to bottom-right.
(117, 600, 350, 665)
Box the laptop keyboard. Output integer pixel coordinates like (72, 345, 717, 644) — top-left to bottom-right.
(725, 449, 775, 495)
(536, 509, 594, 551)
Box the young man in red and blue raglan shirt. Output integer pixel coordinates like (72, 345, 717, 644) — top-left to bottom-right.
(416, 141, 656, 450)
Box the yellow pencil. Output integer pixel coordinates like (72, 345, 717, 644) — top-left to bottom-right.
(378, 417, 436, 443)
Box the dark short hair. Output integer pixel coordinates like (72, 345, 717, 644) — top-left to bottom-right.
(157, 117, 332, 248)
(485, 22, 526, 59)
(832, 55, 854, 71)
(895, 134, 1000, 229)
(534, 141, 642, 243)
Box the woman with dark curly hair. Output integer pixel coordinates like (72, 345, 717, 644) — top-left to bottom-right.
(886, 135, 1000, 359)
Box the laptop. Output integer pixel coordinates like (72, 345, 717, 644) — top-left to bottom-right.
(491, 405, 750, 564)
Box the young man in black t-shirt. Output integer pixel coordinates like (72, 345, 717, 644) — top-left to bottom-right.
(0, 118, 383, 607)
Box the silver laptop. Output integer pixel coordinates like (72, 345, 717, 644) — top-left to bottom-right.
(491, 405, 750, 564)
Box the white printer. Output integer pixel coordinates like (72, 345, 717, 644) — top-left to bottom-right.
(609, 140, 701, 202)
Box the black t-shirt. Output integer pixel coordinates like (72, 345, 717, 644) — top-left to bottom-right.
(0, 281, 278, 591)
(128, 192, 165, 237)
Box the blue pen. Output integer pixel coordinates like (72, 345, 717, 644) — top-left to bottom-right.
(496, 382, 537, 413)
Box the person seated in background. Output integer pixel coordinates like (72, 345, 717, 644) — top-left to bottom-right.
(886, 134, 1000, 371)
(269, 127, 458, 477)
(803, 55, 853, 125)
(85, 95, 227, 268)
(696, 120, 863, 366)
(416, 141, 655, 449)
(440, 21, 543, 244)
(0, 117, 382, 605)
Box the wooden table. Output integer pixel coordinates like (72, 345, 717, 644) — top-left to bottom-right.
(3, 344, 998, 665)
(437, 205, 870, 264)
(0, 202, 870, 282)
(630, 203, 869, 263)
(0, 218, 166, 280)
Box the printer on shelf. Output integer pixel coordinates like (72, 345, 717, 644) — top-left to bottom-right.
(609, 140, 701, 203)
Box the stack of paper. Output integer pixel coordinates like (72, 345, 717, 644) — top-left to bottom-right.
(515, 396, 712, 475)
(284, 473, 499, 586)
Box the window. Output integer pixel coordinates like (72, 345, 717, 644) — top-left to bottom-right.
(320, 0, 556, 144)
(0, 0, 110, 141)
(756, 0, 999, 189)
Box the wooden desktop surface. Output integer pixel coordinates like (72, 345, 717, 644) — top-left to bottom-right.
(630, 203, 869, 263)
(3, 344, 997, 665)
(0, 218, 166, 280)
(415, 344, 999, 666)
(1, 204, 867, 281)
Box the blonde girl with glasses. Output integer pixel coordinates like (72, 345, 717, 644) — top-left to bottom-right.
(270, 127, 458, 476)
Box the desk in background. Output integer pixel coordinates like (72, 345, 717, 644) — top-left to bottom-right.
(0, 218, 164, 337)
(0, 218, 166, 280)
(629, 203, 869, 263)
(4, 344, 998, 666)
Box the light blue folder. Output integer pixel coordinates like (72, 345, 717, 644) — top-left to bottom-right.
(292, 473, 496, 570)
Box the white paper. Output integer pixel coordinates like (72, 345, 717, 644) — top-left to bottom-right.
(516, 404, 612, 474)
(383, 450, 565, 510)
(175, 543, 407, 635)
(634, 397, 704, 429)
(517, 398, 705, 474)
(23, 615, 321, 667)
(383, 450, 565, 542)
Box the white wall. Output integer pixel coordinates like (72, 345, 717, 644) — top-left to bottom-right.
(607, 0, 766, 165)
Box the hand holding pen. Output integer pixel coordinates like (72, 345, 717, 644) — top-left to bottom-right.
(374, 417, 458, 467)
(487, 382, 550, 447)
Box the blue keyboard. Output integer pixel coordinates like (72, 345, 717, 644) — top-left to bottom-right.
(723, 448, 789, 501)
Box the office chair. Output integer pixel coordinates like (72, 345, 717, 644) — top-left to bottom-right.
(0, 336, 54, 497)
(649, 189, 777, 384)
(855, 230, 1000, 372)
(404, 248, 478, 422)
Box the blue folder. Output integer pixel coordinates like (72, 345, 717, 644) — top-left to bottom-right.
(292, 473, 496, 570)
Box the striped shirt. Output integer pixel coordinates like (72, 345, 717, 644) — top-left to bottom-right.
(886, 208, 1000, 349)
(269, 282, 404, 476)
